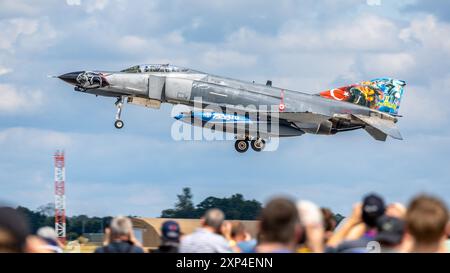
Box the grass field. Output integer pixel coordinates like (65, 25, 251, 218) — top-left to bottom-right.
(63, 242, 99, 253)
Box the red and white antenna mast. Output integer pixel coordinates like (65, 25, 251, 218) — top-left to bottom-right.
(54, 151, 66, 244)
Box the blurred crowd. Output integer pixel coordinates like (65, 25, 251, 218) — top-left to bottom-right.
(1, 192, 449, 253)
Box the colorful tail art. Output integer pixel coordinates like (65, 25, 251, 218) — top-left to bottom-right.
(319, 78, 406, 115)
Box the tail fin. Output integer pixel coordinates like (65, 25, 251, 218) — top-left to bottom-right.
(318, 78, 406, 115)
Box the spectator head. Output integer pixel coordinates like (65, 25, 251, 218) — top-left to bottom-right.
(375, 215, 405, 247)
(202, 209, 225, 232)
(321, 208, 337, 232)
(161, 220, 180, 242)
(37, 227, 58, 243)
(231, 221, 247, 242)
(109, 216, 133, 240)
(362, 193, 386, 228)
(36, 227, 62, 253)
(297, 200, 323, 227)
(0, 206, 30, 253)
(259, 197, 300, 245)
(406, 195, 449, 246)
(386, 203, 407, 219)
(297, 200, 325, 252)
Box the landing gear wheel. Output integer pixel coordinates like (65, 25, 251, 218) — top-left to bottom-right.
(114, 96, 125, 129)
(251, 139, 266, 152)
(114, 120, 124, 129)
(234, 140, 249, 153)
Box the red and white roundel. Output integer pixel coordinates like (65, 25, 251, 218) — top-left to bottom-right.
(279, 89, 286, 112)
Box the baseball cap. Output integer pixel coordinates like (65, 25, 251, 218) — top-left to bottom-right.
(362, 193, 386, 227)
(161, 220, 180, 242)
(375, 215, 405, 245)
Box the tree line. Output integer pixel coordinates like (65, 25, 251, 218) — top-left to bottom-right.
(161, 188, 262, 220)
(12, 188, 263, 240)
(16, 205, 112, 241)
(14, 188, 345, 240)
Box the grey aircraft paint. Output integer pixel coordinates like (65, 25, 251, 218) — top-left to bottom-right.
(57, 63, 405, 153)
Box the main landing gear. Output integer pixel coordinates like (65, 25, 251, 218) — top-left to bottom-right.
(114, 96, 125, 129)
(234, 137, 266, 153)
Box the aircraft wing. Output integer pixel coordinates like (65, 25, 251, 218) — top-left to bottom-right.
(352, 114, 403, 141)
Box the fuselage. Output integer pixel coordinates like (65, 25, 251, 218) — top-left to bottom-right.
(58, 64, 402, 150)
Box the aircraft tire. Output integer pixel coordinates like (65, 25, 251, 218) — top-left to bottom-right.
(251, 139, 265, 152)
(235, 140, 249, 153)
(114, 120, 124, 129)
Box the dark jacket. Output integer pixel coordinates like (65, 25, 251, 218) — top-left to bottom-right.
(151, 242, 179, 253)
(95, 241, 144, 253)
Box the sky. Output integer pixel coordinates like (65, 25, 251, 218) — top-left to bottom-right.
(0, 0, 449, 217)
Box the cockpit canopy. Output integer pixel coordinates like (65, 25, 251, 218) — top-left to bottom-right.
(121, 64, 197, 73)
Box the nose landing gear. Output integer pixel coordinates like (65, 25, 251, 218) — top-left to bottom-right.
(114, 96, 125, 129)
(114, 119, 124, 129)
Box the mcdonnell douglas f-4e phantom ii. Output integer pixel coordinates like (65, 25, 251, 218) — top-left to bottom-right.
(57, 63, 406, 153)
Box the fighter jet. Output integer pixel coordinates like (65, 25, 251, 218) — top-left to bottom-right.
(57, 64, 406, 153)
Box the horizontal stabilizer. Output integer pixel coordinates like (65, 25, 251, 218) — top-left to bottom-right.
(353, 114, 403, 141)
(365, 126, 387, 141)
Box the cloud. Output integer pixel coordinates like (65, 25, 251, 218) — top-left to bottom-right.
(360, 52, 416, 77)
(226, 14, 402, 54)
(0, 0, 41, 17)
(0, 126, 208, 216)
(0, 84, 43, 114)
(85, 0, 109, 13)
(202, 50, 258, 68)
(0, 18, 39, 51)
(1, 1, 450, 217)
(0, 66, 12, 76)
(400, 76, 450, 129)
(68, 182, 169, 216)
(0, 127, 72, 149)
(400, 15, 450, 55)
(118, 35, 149, 51)
(65, 0, 110, 13)
(66, 0, 81, 6)
(0, 17, 58, 53)
(1, 122, 449, 217)
(403, 0, 450, 22)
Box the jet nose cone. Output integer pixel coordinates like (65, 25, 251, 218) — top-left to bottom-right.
(58, 71, 84, 85)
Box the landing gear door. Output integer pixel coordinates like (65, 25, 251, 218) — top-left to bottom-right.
(148, 75, 165, 101)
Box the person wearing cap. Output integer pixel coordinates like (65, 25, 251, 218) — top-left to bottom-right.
(36, 226, 64, 253)
(375, 215, 405, 253)
(327, 193, 386, 253)
(151, 220, 180, 253)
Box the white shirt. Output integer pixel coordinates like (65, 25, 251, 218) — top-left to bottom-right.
(179, 228, 232, 253)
